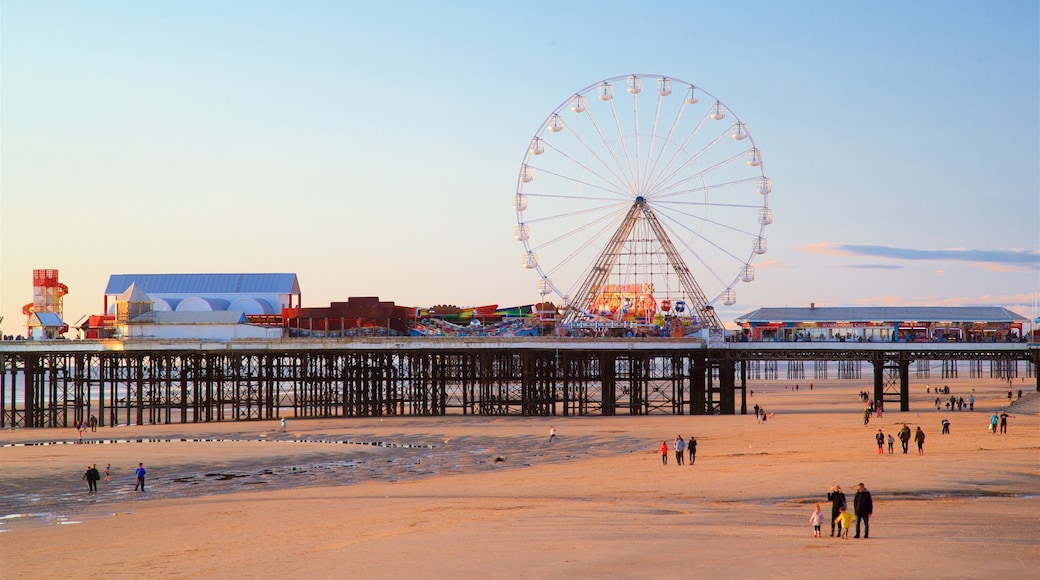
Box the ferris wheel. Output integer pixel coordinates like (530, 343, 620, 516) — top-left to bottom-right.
(513, 74, 772, 330)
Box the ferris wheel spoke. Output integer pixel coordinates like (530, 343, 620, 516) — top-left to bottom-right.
(649, 126, 731, 194)
(645, 98, 690, 193)
(656, 203, 763, 239)
(658, 207, 758, 261)
(545, 134, 634, 197)
(529, 164, 631, 198)
(535, 212, 626, 277)
(640, 94, 668, 193)
(521, 199, 630, 227)
(608, 99, 639, 191)
(632, 91, 643, 191)
(646, 126, 729, 196)
(646, 148, 744, 200)
(657, 214, 741, 288)
(523, 190, 631, 204)
(650, 176, 759, 203)
(582, 108, 637, 192)
(529, 206, 625, 255)
(644, 110, 712, 194)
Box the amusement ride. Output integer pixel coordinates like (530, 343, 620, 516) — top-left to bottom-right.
(514, 74, 773, 332)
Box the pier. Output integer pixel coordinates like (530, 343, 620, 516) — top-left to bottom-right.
(1, 339, 1037, 429)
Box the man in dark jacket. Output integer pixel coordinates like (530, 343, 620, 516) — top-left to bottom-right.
(83, 464, 101, 494)
(898, 424, 912, 454)
(854, 482, 873, 538)
(827, 484, 846, 537)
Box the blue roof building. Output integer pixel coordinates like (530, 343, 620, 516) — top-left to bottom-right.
(104, 273, 302, 318)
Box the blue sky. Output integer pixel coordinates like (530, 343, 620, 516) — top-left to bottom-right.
(2, 0, 1038, 333)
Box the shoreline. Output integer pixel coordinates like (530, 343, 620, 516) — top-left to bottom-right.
(1, 376, 1037, 578)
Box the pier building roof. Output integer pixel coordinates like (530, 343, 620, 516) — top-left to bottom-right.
(735, 306, 1029, 324)
(105, 273, 300, 296)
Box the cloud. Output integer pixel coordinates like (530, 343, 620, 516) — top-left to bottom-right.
(830, 264, 903, 270)
(853, 292, 1039, 310)
(749, 259, 790, 270)
(801, 243, 1040, 271)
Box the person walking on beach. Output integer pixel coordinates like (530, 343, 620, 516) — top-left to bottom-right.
(886, 433, 894, 454)
(875, 429, 885, 454)
(941, 418, 950, 434)
(281, 417, 287, 432)
(674, 436, 685, 465)
(83, 464, 100, 494)
(914, 426, 926, 455)
(103, 463, 111, 482)
(659, 441, 669, 465)
(968, 394, 974, 411)
(809, 503, 824, 537)
(898, 424, 911, 454)
(688, 436, 697, 465)
(853, 483, 873, 538)
(89, 414, 98, 432)
(999, 410, 1012, 434)
(548, 426, 556, 443)
(134, 462, 147, 492)
(834, 506, 855, 539)
(827, 485, 846, 537)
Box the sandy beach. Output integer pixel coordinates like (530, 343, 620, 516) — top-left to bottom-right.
(1, 376, 1037, 579)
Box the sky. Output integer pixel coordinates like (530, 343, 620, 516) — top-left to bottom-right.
(2, 0, 1038, 334)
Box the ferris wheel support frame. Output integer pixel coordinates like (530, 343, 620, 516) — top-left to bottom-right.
(561, 197, 724, 331)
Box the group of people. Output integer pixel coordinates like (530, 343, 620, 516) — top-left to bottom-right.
(659, 435, 697, 466)
(752, 404, 773, 423)
(813, 483, 873, 539)
(873, 424, 925, 455)
(936, 394, 975, 412)
(862, 399, 883, 424)
(81, 462, 147, 494)
(75, 415, 99, 443)
(989, 410, 1013, 434)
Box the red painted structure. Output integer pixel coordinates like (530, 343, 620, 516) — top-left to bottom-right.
(283, 296, 413, 337)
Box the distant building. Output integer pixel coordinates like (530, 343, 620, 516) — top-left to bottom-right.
(735, 306, 1029, 342)
(104, 273, 302, 325)
(27, 312, 66, 340)
(78, 273, 302, 341)
(283, 296, 412, 337)
(122, 310, 282, 340)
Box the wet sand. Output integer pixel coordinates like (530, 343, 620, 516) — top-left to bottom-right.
(1, 376, 1037, 578)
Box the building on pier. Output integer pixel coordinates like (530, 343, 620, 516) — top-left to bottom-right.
(26, 312, 66, 340)
(282, 296, 413, 337)
(103, 273, 302, 325)
(735, 305, 1030, 342)
(74, 273, 302, 340)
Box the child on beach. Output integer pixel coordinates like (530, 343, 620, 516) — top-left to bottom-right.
(886, 433, 894, 454)
(659, 441, 668, 465)
(834, 506, 856, 539)
(809, 503, 824, 537)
